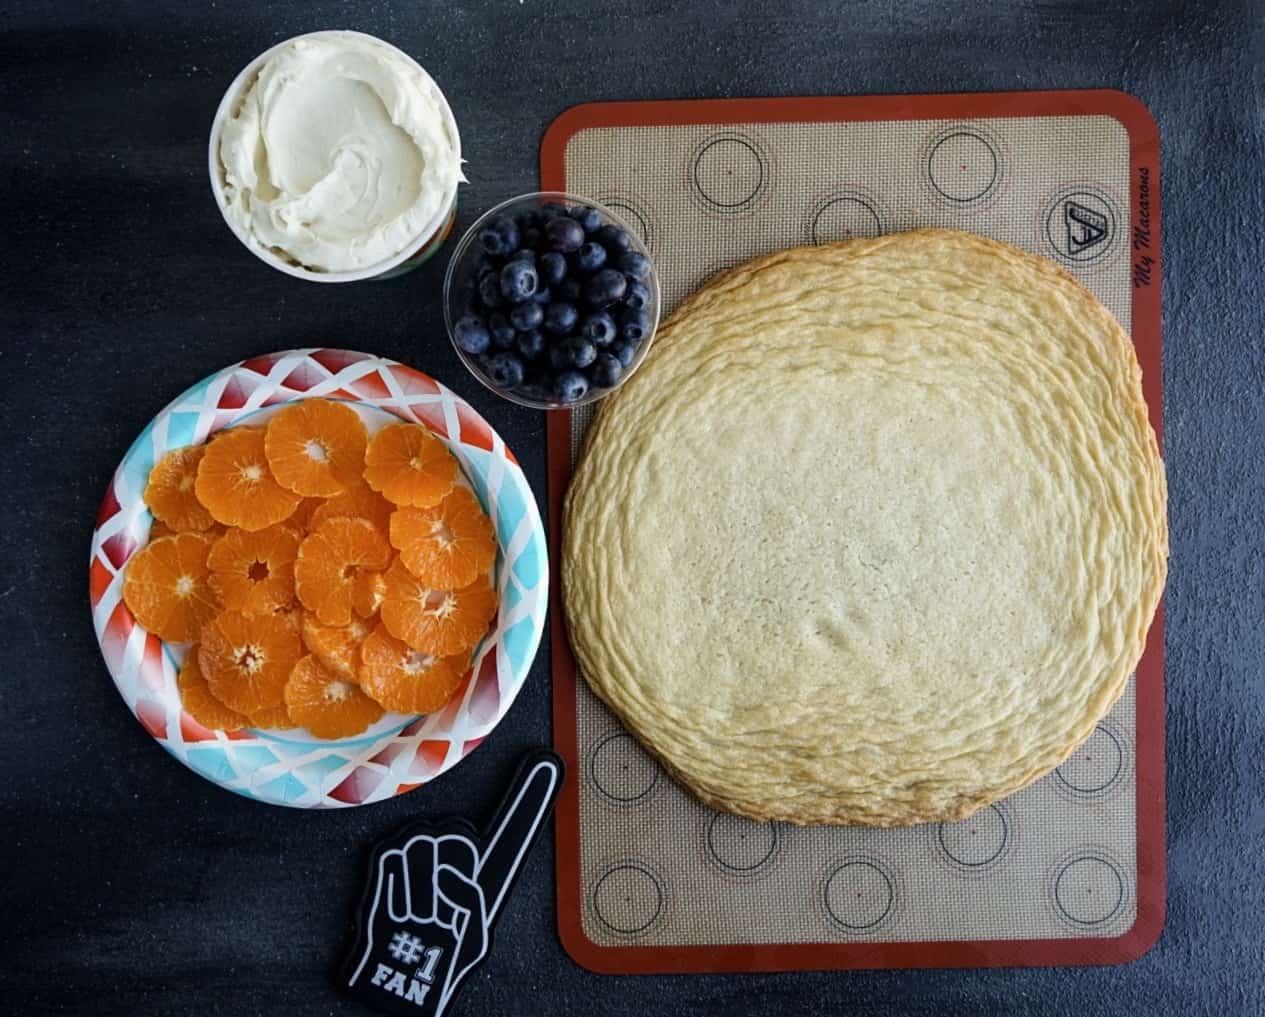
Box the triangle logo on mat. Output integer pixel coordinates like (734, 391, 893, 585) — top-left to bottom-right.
(1064, 201, 1109, 253)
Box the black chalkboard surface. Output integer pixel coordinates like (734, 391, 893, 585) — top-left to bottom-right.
(2, 1, 1262, 1015)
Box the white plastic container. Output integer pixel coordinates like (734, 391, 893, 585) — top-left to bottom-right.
(208, 30, 461, 283)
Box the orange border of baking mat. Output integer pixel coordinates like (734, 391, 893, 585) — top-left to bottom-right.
(542, 90, 1163, 974)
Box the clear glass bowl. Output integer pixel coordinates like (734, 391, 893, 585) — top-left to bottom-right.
(442, 191, 661, 409)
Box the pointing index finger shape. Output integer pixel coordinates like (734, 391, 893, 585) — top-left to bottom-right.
(475, 753, 564, 921)
(402, 835, 438, 923)
(377, 849, 409, 924)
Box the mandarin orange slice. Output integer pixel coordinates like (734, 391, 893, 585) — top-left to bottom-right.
(177, 648, 249, 732)
(353, 569, 387, 620)
(199, 609, 302, 714)
(148, 519, 176, 541)
(247, 702, 294, 730)
(308, 482, 395, 535)
(274, 603, 304, 632)
(195, 427, 302, 531)
(390, 486, 497, 589)
(363, 423, 458, 508)
(359, 623, 468, 714)
(288, 497, 322, 532)
(294, 517, 392, 626)
(206, 524, 300, 614)
(379, 559, 498, 656)
(122, 532, 219, 642)
(301, 612, 372, 681)
(144, 446, 215, 532)
(264, 399, 368, 497)
(284, 654, 384, 738)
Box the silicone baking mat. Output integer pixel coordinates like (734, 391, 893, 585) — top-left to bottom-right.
(542, 91, 1163, 973)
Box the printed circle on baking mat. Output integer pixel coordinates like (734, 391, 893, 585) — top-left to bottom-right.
(937, 803, 1011, 869)
(1055, 723, 1127, 796)
(590, 731, 658, 804)
(1050, 851, 1128, 927)
(592, 862, 667, 936)
(690, 131, 770, 212)
(595, 194, 655, 252)
(823, 858, 898, 932)
(808, 191, 884, 245)
(1043, 186, 1120, 264)
(705, 813, 779, 873)
(925, 126, 1003, 204)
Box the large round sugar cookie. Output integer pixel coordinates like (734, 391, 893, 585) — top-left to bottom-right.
(563, 230, 1167, 826)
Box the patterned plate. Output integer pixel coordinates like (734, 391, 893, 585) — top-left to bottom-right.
(88, 349, 548, 808)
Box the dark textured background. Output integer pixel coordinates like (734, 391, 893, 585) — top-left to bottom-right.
(2, 1, 1262, 1014)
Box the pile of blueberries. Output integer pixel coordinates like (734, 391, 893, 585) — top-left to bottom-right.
(452, 202, 654, 404)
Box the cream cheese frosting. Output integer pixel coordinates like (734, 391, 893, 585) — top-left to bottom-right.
(217, 32, 461, 273)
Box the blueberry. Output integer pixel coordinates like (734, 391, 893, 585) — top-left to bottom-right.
(584, 268, 627, 308)
(618, 251, 652, 281)
(507, 247, 536, 263)
(477, 215, 519, 257)
(488, 312, 516, 349)
(544, 301, 579, 335)
(540, 202, 570, 219)
(548, 344, 572, 371)
(570, 205, 604, 233)
(580, 311, 617, 346)
(573, 242, 607, 274)
(612, 341, 637, 367)
(558, 277, 583, 303)
(453, 315, 491, 356)
(509, 301, 543, 331)
(560, 336, 597, 368)
(500, 259, 538, 303)
(539, 251, 567, 287)
(485, 352, 526, 389)
(620, 308, 653, 343)
(516, 328, 546, 361)
(523, 226, 542, 249)
(516, 210, 541, 231)
(545, 216, 585, 254)
(624, 279, 651, 311)
(591, 352, 623, 388)
(594, 224, 632, 253)
(477, 271, 503, 309)
(554, 370, 590, 404)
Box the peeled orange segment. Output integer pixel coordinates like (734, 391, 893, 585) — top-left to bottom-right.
(264, 399, 368, 497)
(195, 427, 302, 531)
(199, 609, 303, 714)
(122, 532, 219, 642)
(248, 702, 294, 730)
(177, 648, 249, 732)
(206, 524, 300, 614)
(353, 569, 387, 620)
(380, 559, 499, 657)
(390, 486, 497, 589)
(144, 446, 216, 532)
(359, 623, 468, 714)
(152, 519, 224, 543)
(288, 497, 323, 532)
(274, 603, 304, 632)
(302, 613, 372, 681)
(363, 422, 458, 508)
(284, 654, 384, 739)
(309, 482, 395, 535)
(294, 517, 392, 626)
